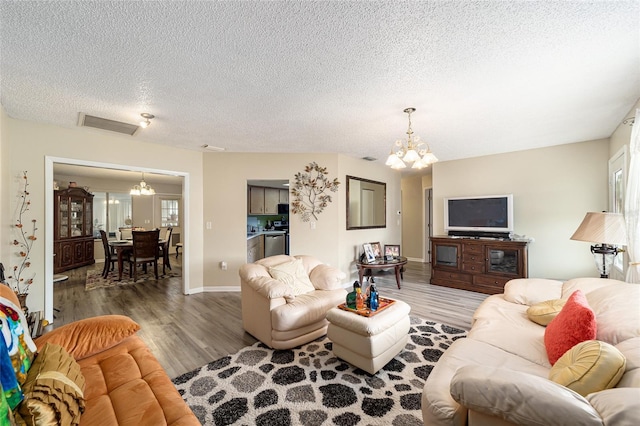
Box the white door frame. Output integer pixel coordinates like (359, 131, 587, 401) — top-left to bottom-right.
(424, 188, 433, 263)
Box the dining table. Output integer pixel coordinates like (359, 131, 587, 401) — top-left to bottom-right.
(108, 239, 167, 281)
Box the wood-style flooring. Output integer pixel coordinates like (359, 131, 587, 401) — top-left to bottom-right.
(52, 259, 488, 378)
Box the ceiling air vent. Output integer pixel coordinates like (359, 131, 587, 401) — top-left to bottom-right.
(77, 113, 140, 136)
(362, 156, 377, 161)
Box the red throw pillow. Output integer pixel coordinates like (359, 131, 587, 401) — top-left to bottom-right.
(544, 290, 596, 365)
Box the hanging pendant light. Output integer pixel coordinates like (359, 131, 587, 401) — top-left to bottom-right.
(387, 108, 438, 170)
(130, 173, 155, 196)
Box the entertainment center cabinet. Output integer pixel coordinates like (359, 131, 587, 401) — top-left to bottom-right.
(430, 236, 528, 294)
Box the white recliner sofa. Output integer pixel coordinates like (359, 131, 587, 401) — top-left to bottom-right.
(239, 255, 347, 349)
(422, 277, 640, 426)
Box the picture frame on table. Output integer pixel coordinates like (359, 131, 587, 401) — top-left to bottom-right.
(369, 242, 382, 259)
(363, 243, 376, 263)
(384, 244, 400, 259)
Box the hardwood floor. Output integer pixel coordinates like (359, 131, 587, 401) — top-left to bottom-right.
(52, 259, 488, 378)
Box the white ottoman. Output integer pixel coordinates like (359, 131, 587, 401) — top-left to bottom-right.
(326, 299, 411, 374)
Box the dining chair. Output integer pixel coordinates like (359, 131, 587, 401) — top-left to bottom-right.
(129, 229, 160, 282)
(159, 227, 173, 274)
(100, 230, 119, 278)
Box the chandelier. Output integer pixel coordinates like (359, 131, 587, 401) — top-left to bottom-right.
(130, 173, 155, 196)
(386, 107, 438, 169)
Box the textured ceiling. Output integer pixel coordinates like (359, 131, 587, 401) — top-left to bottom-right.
(1, 1, 639, 169)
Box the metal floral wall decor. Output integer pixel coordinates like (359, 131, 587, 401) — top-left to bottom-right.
(291, 162, 340, 222)
(3, 171, 38, 299)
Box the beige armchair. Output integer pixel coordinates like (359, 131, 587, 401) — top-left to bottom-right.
(240, 255, 347, 349)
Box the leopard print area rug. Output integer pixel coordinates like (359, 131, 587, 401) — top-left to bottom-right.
(172, 317, 466, 425)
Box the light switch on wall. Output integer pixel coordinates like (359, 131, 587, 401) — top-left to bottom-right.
(310, 221, 316, 230)
(206, 221, 212, 229)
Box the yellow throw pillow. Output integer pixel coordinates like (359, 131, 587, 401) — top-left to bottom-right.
(526, 299, 566, 326)
(19, 342, 85, 426)
(549, 340, 626, 397)
(269, 259, 316, 295)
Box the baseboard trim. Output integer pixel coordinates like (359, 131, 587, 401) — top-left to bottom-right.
(189, 286, 240, 294)
(406, 257, 424, 262)
(191, 281, 352, 294)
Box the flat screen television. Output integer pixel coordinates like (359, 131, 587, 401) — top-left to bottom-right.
(444, 194, 514, 237)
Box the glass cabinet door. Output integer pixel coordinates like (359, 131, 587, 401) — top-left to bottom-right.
(58, 197, 69, 239)
(70, 197, 84, 237)
(486, 248, 519, 275)
(434, 243, 460, 268)
(85, 201, 92, 237)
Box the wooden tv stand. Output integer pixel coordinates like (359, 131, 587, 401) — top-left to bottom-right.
(430, 236, 528, 295)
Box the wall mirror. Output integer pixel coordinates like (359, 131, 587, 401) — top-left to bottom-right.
(346, 175, 386, 230)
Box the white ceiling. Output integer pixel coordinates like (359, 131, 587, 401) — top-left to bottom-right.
(1, 1, 638, 171)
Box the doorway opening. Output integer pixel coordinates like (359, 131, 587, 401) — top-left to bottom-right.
(247, 180, 290, 261)
(424, 188, 433, 263)
(44, 156, 189, 323)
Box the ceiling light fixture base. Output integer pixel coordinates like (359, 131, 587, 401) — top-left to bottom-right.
(139, 113, 155, 129)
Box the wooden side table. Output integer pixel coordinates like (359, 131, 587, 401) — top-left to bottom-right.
(356, 256, 408, 289)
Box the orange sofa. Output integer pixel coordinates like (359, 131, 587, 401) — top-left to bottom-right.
(1, 285, 198, 425)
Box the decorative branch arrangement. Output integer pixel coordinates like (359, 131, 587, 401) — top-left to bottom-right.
(5, 171, 37, 296)
(291, 162, 340, 222)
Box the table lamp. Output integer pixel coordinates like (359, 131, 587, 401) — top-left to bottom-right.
(570, 212, 627, 278)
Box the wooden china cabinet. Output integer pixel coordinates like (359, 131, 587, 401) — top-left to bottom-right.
(430, 236, 529, 295)
(54, 187, 95, 273)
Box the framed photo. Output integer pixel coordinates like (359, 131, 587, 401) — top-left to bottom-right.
(363, 243, 376, 263)
(369, 242, 382, 259)
(384, 244, 400, 258)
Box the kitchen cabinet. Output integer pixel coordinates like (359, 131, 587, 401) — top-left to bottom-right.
(247, 234, 264, 263)
(430, 237, 528, 295)
(264, 188, 280, 214)
(279, 189, 289, 204)
(249, 187, 265, 214)
(54, 187, 95, 273)
(248, 186, 286, 215)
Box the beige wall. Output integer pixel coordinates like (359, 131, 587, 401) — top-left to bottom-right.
(53, 172, 182, 231)
(201, 153, 401, 289)
(0, 107, 8, 267)
(432, 139, 610, 279)
(609, 99, 639, 159)
(401, 174, 424, 260)
(338, 155, 402, 282)
(2, 116, 204, 319)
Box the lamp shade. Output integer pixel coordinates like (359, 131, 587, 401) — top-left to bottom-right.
(570, 212, 627, 246)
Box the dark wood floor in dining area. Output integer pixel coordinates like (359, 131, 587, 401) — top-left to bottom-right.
(52, 259, 488, 378)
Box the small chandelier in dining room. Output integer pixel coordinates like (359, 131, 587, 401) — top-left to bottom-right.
(386, 107, 438, 169)
(130, 173, 155, 196)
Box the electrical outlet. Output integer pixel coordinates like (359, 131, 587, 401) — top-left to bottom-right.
(206, 221, 212, 229)
(220, 261, 227, 270)
(310, 221, 316, 230)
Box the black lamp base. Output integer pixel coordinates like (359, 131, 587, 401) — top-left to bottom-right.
(590, 244, 620, 279)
